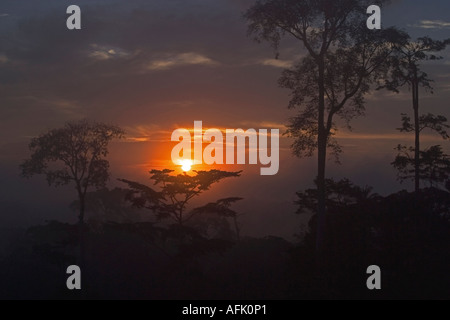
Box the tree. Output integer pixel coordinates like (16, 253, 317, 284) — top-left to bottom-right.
(245, 0, 397, 258)
(392, 113, 449, 190)
(281, 27, 403, 161)
(21, 119, 124, 224)
(295, 178, 378, 215)
(392, 145, 450, 189)
(192, 197, 244, 241)
(119, 169, 242, 227)
(381, 36, 450, 192)
(119, 170, 242, 259)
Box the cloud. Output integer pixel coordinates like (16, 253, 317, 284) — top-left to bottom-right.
(259, 58, 294, 69)
(336, 132, 445, 143)
(0, 13, 9, 17)
(146, 52, 218, 71)
(237, 120, 286, 129)
(124, 124, 172, 142)
(410, 20, 450, 29)
(4, 96, 83, 117)
(436, 72, 450, 77)
(439, 83, 450, 92)
(366, 90, 411, 102)
(88, 44, 131, 61)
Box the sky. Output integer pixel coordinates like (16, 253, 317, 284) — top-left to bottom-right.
(0, 0, 449, 239)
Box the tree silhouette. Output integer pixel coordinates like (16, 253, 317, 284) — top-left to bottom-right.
(119, 169, 242, 226)
(192, 197, 244, 241)
(381, 36, 450, 192)
(245, 0, 398, 260)
(295, 178, 378, 215)
(119, 170, 242, 261)
(392, 145, 450, 189)
(21, 119, 124, 224)
(392, 112, 449, 190)
(280, 27, 403, 161)
(294, 178, 380, 276)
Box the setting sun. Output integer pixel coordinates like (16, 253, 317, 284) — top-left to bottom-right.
(180, 159, 193, 172)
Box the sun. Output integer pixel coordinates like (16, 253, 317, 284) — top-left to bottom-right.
(180, 159, 193, 172)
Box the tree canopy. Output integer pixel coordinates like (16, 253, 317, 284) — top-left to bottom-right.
(21, 119, 124, 223)
(119, 169, 242, 226)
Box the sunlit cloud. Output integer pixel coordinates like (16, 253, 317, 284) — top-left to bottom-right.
(410, 20, 450, 29)
(237, 120, 286, 129)
(125, 123, 285, 149)
(124, 124, 172, 142)
(146, 52, 218, 71)
(88, 44, 131, 61)
(259, 58, 294, 69)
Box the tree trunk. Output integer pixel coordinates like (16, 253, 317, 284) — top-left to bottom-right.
(79, 194, 85, 225)
(316, 56, 327, 267)
(233, 216, 241, 242)
(76, 182, 85, 225)
(76, 185, 86, 297)
(412, 78, 420, 193)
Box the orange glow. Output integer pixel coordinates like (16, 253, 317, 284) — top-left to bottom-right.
(118, 123, 274, 175)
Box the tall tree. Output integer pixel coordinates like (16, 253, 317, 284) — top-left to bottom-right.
(245, 0, 397, 259)
(281, 27, 402, 160)
(21, 119, 124, 224)
(381, 36, 450, 192)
